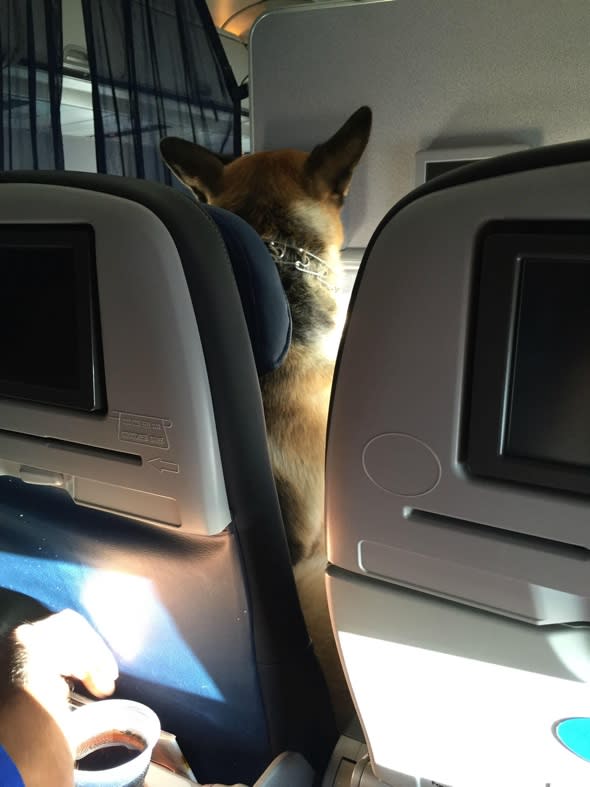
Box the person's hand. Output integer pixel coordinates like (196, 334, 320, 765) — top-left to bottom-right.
(6, 609, 118, 724)
(0, 609, 118, 786)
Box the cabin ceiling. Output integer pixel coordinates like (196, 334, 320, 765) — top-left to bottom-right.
(205, 0, 316, 40)
(61, 0, 320, 51)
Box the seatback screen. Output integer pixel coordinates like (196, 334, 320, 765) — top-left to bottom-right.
(506, 257, 590, 467)
(466, 222, 590, 496)
(0, 225, 105, 412)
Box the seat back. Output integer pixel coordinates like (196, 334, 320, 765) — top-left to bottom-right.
(0, 171, 335, 786)
(326, 143, 590, 786)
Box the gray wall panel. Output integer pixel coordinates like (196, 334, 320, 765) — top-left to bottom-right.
(250, 0, 590, 247)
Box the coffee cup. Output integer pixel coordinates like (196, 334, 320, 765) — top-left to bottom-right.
(66, 699, 160, 787)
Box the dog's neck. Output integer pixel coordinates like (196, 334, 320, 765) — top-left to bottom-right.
(264, 240, 338, 294)
(263, 235, 346, 362)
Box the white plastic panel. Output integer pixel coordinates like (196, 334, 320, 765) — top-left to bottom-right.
(326, 160, 590, 624)
(0, 184, 230, 535)
(329, 569, 590, 787)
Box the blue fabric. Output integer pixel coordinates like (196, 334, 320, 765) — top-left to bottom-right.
(0, 746, 24, 787)
(203, 204, 292, 375)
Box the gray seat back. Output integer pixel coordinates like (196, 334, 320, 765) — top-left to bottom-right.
(326, 142, 590, 786)
(0, 171, 335, 785)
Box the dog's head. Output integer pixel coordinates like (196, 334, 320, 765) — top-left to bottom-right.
(160, 106, 372, 260)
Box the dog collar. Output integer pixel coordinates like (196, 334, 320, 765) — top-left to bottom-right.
(265, 240, 338, 293)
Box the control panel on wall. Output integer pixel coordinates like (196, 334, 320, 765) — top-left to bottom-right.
(415, 145, 529, 185)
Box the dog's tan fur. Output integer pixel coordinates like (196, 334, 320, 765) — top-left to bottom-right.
(160, 108, 371, 727)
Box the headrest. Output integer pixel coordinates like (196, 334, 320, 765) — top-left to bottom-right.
(201, 204, 291, 376)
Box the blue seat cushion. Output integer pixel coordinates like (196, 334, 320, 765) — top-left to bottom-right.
(202, 204, 292, 376)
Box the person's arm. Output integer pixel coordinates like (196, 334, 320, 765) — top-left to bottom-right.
(0, 687, 71, 786)
(0, 609, 118, 786)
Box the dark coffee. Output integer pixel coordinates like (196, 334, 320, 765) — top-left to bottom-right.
(75, 730, 146, 772)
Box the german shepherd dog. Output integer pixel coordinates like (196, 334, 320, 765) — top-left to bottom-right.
(160, 107, 372, 726)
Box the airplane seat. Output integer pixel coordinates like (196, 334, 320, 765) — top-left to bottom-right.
(0, 171, 335, 786)
(324, 141, 590, 787)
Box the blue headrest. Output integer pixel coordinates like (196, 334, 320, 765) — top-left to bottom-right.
(202, 204, 292, 376)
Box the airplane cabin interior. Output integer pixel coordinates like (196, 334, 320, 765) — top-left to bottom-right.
(0, 1, 590, 786)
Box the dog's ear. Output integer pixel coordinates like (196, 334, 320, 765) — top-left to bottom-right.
(305, 106, 372, 203)
(160, 137, 225, 202)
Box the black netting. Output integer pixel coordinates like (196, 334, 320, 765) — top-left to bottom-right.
(81, 0, 240, 183)
(0, 0, 64, 170)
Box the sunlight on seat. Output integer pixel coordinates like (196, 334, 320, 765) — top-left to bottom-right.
(338, 630, 590, 787)
(0, 552, 223, 702)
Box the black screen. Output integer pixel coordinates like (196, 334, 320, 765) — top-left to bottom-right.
(0, 225, 105, 412)
(506, 258, 590, 467)
(466, 222, 590, 497)
(0, 247, 80, 390)
(425, 159, 479, 181)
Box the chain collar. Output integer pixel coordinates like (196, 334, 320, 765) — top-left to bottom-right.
(264, 240, 338, 293)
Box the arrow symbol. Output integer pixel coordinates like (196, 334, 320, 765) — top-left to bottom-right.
(148, 458, 180, 473)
